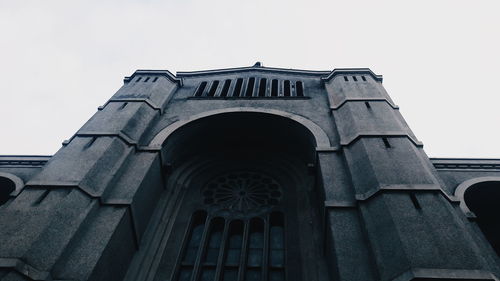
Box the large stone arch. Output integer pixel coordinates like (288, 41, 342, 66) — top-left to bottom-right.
(148, 107, 331, 149)
(125, 107, 332, 281)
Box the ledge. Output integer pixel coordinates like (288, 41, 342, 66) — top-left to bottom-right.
(431, 158, 500, 170)
(177, 65, 330, 77)
(124, 70, 182, 86)
(0, 155, 51, 168)
(340, 133, 423, 147)
(98, 98, 164, 114)
(330, 98, 399, 110)
(392, 267, 497, 281)
(322, 68, 383, 82)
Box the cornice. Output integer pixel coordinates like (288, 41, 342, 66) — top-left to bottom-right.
(177, 65, 330, 77)
(0, 155, 51, 168)
(124, 69, 182, 85)
(430, 158, 500, 170)
(322, 68, 383, 82)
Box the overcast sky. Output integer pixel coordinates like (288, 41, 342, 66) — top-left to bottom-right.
(1, 0, 499, 157)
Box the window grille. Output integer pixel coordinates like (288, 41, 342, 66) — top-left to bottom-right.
(192, 78, 305, 98)
(172, 172, 286, 281)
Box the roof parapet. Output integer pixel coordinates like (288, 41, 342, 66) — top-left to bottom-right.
(124, 70, 182, 86)
(177, 64, 330, 77)
(322, 68, 383, 82)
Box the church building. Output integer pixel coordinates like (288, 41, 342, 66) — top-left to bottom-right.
(0, 63, 499, 281)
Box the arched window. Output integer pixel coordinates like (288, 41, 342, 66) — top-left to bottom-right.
(170, 172, 288, 281)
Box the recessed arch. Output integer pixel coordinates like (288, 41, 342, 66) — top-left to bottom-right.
(454, 176, 500, 217)
(0, 172, 24, 205)
(148, 107, 331, 149)
(455, 177, 500, 256)
(129, 108, 331, 281)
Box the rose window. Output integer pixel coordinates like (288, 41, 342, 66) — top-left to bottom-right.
(202, 171, 282, 216)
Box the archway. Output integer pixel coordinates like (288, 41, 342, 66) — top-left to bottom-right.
(0, 172, 24, 205)
(455, 177, 500, 256)
(128, 111, 331, 281)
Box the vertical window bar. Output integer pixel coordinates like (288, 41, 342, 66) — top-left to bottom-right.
(172, 211, 208, 281)
(237, 220, 251, 281)
(295, 81, 304, 97)
(223, 220, 244, 281)
(262, 215, 271, 281)
(271, 79, 278, 97)
(195, 82, 208, 97)
(245, 78, 255, 97)
(214, 220, 230, 281)
(207, 81, 219, 97)
(258, 78, 267, 97)
(190, 216, 212, 281)
(220, 79, 231, 97)
(233, 78, 243, 97)
(283, 81, 291, 97)
(246, 218, 265, 281)
(200, 218, 224, 281)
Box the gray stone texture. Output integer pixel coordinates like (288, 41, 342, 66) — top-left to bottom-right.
(0, 65, 498, 281)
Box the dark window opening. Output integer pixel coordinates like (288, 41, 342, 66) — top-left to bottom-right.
(409, 193, 421, 209)
(365, 102, 371, 109)
(464, 182, 500, 256)
(271, 79, 278, 97)
(144, 77, 150, 82)
(84, 137, 97, 150)
(283, 80, 291, 97)
(224, 220, 244, 270)
(32, 189, 50, 206)
(343, 76, 348, 82)
(270, 212, 285, 280)
(361, 76, 367, 81)
(352, 76, 358, 82)
(296, 81, 304, 97)
(382, 137, 391, 148)
(233, 78, 243, 97)
(193, 79, 305, 99)
(207, 81, 220, 97)
(136, 77, 142, 82)
(153, 77, 159, 82)
(220, 80, 231, 97)
(258, 78, 267, 97)
(246, 78, 255, 97)
(174, 211, 208, 281)
(195, 82, 208, 97)
(119, 102, 128, 110)
(173, 211, 286, 281)
(0, 177, 16, 205)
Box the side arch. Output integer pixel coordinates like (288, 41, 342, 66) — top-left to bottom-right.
(148, 107, 332, 149)
(0, 172, 24, 204)
(454, 176, 500, 217)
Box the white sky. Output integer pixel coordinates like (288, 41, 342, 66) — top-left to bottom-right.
(0, 0, 499, 157)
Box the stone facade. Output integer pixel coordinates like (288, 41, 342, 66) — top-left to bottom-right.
(0, 64, 499, 281)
